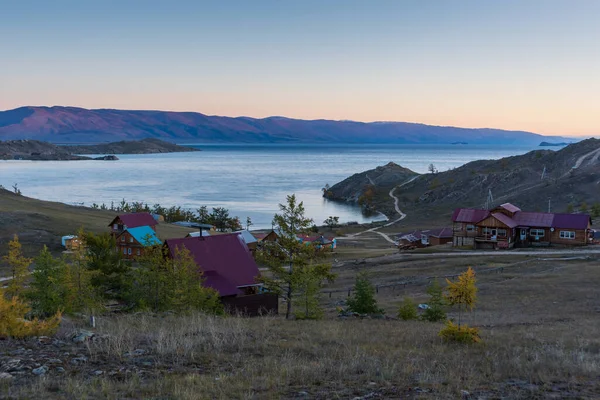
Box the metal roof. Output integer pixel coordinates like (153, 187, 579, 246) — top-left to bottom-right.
(552, 213, 591, 230)
(513, 212, 555, 228)
(187, 231, 211, 237)
(235, 230, 258, 245)
(109, 213, 158, 228)
(125, 226, 162, 246)
(164, 234, 260, 297)
(490, 213, 518, 228)
(451, 209, 490, 223)
(499, 203, 521, 213)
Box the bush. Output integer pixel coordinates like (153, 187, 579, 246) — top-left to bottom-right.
(0, 292, 62, 339)
(397, 297, 418, 320)
(421, 279, 447, 322)
(438, 320, 480, 343)
(346, 272, 383, 315)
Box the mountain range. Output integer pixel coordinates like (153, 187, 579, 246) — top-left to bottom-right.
(0, 106, 578, 145)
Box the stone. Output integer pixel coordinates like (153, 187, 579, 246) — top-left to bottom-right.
(125, 349, 147, 357)
(32, 366, 48, 376)
(55, 367, 66, 374)
(37, 336, 53, 345)
(72, 330, 95, 343)
(70, 357, 88, 365)
(4, 359, 23, 372)
(92, 370, 104, 376)
(46, 359, 63, 365)
(0, 372, 14, 381)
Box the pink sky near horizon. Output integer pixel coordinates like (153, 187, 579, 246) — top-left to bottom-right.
(1, 1, 599, 138)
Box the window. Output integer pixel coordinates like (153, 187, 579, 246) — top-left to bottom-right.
(497, 229, 507, 237)
(130, 237, 134, 243)
(530, 229, 545, 237)
(136, 249, 141, 256)
(466, 225, 475, 231)
(560, 231, 575, 239)
(482, 227, 496, 235)
(123, 248, 127, 254)
(121, 236, 125, 242)
(113, 223, 118, 229)
(127, 248, 132, 255)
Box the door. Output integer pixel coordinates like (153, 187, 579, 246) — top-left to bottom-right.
(520, 229, 527, 241)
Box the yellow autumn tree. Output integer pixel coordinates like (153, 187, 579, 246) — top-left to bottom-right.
(440, 267, 480, 343)
(0, 290, 62, 339)
(3, 235, 32, 299)
(64, 228, 102, 314)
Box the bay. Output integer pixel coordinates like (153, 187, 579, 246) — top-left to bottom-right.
(0, 143, 539, 229)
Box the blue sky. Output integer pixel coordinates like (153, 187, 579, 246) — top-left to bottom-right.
(1, 0, 599, 136)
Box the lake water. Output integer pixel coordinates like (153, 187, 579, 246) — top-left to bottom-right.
(0, 144, 539, 229)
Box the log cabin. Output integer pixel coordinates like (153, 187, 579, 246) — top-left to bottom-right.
(452, 203, 592, 249)
(109, 212, 158, 236)
(116, 226, 162, 259)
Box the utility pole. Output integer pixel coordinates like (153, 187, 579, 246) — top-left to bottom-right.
(548, 198, 551, 213)
(541, 165, 546, 180)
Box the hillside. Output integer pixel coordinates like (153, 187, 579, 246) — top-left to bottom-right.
(0, 106, 575, 145)
(327, 138, 600, 226)
(0, 188, 194, 259)
(0, 138, 197, 160)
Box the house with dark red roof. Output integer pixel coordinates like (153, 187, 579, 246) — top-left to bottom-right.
(164, 234, 278, 315)
(109, 212, 158, 236)
(452, 203, 592, 249)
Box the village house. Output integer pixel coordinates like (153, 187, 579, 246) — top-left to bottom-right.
(396, 227, 453, 248)
(116, 226, 162, 259)
(108, 212, 158, 236)
(164, 234, 278, 315)
(235, 230, 259, 253)
(452, 203, 592, 249)
(297, 234, 337, 250)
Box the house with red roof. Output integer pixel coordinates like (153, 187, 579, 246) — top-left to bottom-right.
(164, 234, 278, 315)
(109, 212, 158, 236)
(452, 203, 592, 249)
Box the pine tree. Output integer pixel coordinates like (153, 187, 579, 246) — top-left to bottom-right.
(28, 246, 70, 316)
(257, 194, 335, 320)
(3, 235, 32, 299)
(293, 264, 333, 320)
(397, 297, 418, 320)
(421, 278, 447, 322)
(346, 272, 383, 315)
(64, 232, 102, 314)
(85, 231, 130, 298)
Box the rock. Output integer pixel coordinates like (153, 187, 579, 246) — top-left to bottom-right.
(91, 370, 104, 376)
(70, 356, 88, 365)
(72, 330, 95, 343)
(3, 359, 23, 372)
(298, 391, 309, 396)
(37, 336, 53, 345)
(125, 349, 147, 357)
(32, 366, 48, 376)
(46, 359, 63, 365)
(0, 372, 14, 381)
(55, 367, 65, 374)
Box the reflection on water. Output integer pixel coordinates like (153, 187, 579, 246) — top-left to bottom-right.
(0, 144, 537, 229)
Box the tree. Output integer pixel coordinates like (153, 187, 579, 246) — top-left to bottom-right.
(346, 272, 383, 315)
(246, 216, 253, 231)
(210, 207, 231, 231)
(421, 278, 447, 322)
(0, 289, 61, 339)
(12, 183, 21, 195)
(3, 235, 32, 299)
(85, 231, 130, 298)
(591, 203, 600, 218)
(428, 164, 437, 174)
(322, 183, 333, 199)
(323, 216, 339, 229)
(64, 234, 102, 314)
(445, 267, 477, 328)
(196, 206, 211, 224)
(580, 202, 589, 213)
(27, 246, 70, 316)
(293, 264, 333, 320)
(257, 194, 335, 320)
(130, 245, 222, 314)
(567, 204, 574, 213)
(398, 297, 418, 320)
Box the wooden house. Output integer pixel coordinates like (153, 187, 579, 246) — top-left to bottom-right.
(62, 235, 83, 251)
(396, 228, 453, 248)
(452, 203, 592, 249)
(109, 213, 158, 236)
(116, 226, 162, 260)
(164, 234, 278, 316)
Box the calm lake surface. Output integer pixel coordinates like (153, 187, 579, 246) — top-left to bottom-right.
(0, 144, 539, 229)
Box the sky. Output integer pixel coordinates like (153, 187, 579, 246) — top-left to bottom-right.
(1, 0, 599, 136)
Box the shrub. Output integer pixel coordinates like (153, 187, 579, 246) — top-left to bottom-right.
(421, 278, 447, 322)
(346, 272, 383, 315)
(438, 320, 480, 343)
(0, 291, 62, 339)
(397, 297, 418, 320)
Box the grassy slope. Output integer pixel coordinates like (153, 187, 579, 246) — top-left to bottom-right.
(0, 189, 193, 265)
(3, 255, 600, 399)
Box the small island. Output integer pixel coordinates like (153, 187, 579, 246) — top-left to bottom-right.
(0, 138, 198, 161)
(539, 141, 571, 147)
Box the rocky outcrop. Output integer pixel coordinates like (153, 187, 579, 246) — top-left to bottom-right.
(325, 162, 419, 203)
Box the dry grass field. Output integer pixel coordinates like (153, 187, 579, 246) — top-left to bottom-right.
(2, 252, 599, 399)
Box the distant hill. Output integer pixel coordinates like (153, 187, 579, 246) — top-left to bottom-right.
(327, 138, 600, 226)
(0, 138, 197, 160)
(0, 106, 576, 145)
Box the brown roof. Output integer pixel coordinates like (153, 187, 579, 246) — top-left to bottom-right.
(490, 213, 518, 228)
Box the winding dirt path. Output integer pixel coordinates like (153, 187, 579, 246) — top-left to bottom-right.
(573, 146, 600, 169)
(337, 175, 420, 244)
